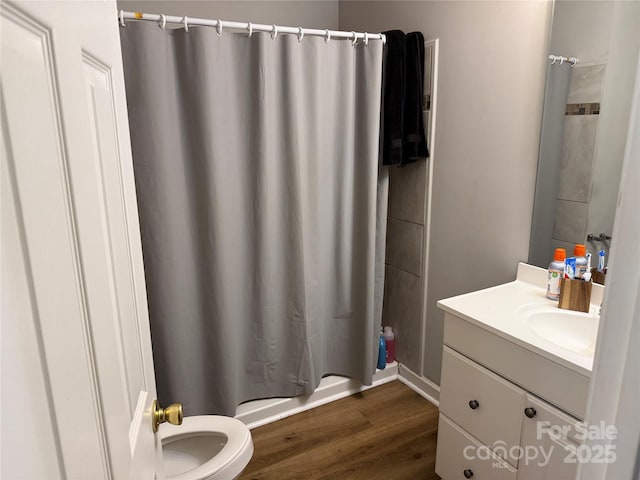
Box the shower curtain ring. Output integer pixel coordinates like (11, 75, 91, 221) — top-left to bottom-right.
(183, 16, 189, 32)
(216, 19, 223, 36)
(119, 9, 126, 27)
(247, 22, 253, 38)
(324, 29, 331, 43)
(158, 13, 166, 30)
(363, 32, 369, 46)
(297, 27, 304, 43)
(558, 56, 564, 65)
(351, 31, 358, 46)
(271, 24, 278, 40)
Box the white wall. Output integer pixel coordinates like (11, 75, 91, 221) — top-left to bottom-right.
(340, 1, 552, 384)
(117, 0, 339, 30)
(550, 0, 613, 66)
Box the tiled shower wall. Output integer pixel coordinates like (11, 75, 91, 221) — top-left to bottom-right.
(382, 163, 427, 373)
(551, 65, 605, 254)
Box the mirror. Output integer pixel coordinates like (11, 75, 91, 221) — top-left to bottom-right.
(529, 0, 640, 270)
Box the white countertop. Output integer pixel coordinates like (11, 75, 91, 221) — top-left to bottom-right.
(437, 263, 604, 377)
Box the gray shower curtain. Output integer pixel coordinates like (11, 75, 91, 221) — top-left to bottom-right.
(120, 23, 387, 416)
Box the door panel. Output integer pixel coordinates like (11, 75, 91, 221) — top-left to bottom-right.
(1, 1, 161, 477)
(1, 95, 66, 479)
(81, 42, 147, 429)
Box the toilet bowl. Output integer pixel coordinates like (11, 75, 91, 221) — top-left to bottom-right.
(160, 416, 254, 480)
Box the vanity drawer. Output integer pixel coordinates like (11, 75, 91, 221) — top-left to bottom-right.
(440, 346, 525, 468)
(436, 414, 517, 480)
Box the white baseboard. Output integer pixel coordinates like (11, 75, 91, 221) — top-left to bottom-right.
(397, 363, 440, 407)
(235, 362, 440, 429)
(235, 363, 399, 429)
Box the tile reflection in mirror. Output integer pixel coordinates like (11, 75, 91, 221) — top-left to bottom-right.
(557, 115, 598, 202)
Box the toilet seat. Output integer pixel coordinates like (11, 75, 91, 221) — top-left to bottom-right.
(160, 416, 254, 480)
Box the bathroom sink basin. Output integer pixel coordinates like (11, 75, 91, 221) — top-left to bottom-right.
(522, 307, 599, 356)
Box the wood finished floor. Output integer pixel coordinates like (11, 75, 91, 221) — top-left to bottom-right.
(238, 380, 440, 480)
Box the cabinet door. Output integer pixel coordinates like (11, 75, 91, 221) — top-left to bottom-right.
(518, 395, 580, 480)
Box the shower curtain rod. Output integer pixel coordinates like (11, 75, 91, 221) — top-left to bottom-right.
(549, 54, 579, 67)
(119, 10, 386, 44)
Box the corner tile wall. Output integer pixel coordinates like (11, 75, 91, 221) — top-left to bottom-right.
(383, 162, 427, 373)
(381, 42, 434, 375)
(550, 65, 604, 255)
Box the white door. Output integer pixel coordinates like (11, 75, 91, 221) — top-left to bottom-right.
(1, 1, 163, 477)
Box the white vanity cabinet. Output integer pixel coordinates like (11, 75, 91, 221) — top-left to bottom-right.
(436, 345, 580, 480)
(434, 264, 599, 480)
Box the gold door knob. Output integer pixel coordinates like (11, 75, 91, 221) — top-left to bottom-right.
(152, 399, 183, 432)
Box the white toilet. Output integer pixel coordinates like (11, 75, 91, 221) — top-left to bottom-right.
(160, 416, 254, 480)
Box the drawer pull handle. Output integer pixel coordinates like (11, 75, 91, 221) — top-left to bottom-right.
(464, 469, 474, 478)
(468, 400, 479, 410)
(525, 407, 537, 418)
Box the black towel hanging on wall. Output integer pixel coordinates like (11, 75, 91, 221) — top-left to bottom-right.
(380, 30, 429, 167)
(403, 32, 428, 164)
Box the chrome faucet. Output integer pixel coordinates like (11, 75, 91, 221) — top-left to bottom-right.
(587, 233, 612, 241)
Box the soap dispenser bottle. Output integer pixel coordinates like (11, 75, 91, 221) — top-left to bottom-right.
(547, 248, 566, 300)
